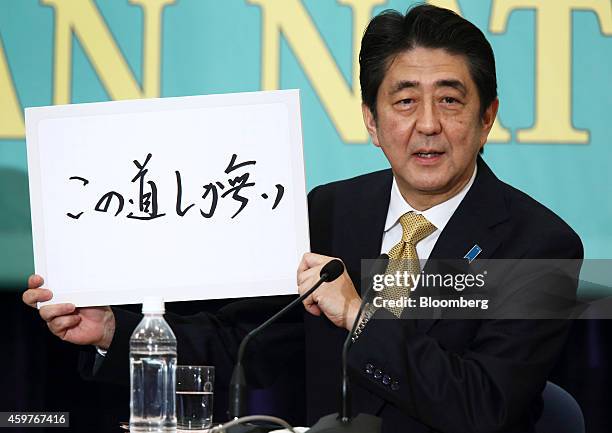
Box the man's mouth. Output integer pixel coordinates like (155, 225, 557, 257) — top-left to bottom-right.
(413, 151, 444, 158)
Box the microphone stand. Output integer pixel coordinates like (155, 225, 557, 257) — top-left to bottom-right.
(307, 254, 388, 433)
(228, 259, 346, 420)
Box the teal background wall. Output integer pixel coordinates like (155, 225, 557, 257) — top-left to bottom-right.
(0, 0, 610, 289)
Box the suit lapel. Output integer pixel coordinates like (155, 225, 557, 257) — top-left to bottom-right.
(335, 170, 393, 293)
(342, 160, 510, 416)
(415, 157, 510, 333)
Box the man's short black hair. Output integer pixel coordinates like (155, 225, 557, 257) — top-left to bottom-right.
(359, 4, 497, 120)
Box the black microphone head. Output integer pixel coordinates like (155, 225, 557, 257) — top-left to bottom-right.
(320, 259, 345, 282)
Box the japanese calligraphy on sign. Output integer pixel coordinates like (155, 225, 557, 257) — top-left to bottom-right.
(67, 153, 285, 221)
(26, 90, 309, 307)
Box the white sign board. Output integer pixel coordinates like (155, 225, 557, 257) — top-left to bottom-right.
(25, 90, 309, 307)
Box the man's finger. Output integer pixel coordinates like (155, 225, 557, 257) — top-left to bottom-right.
(300, 285, 315, 307)
(298, 252, 331, 274)
(39, 303, 76, 322)
(48, 314, 81, 336)
(27, 274, 44, 289)
(297, 266, 319, 288)
(297, 253, 311, 274)
(22, 288, 52, 308)
(304, 303, 321, 316)
(302, 294, 322, 316)
(305, 252, 332, 269)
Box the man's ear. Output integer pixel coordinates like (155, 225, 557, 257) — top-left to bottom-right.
(479, 98, 499, 147)
(362, 103, 381, 147)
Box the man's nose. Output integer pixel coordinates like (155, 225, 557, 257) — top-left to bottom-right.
(415, 101, 442, 136)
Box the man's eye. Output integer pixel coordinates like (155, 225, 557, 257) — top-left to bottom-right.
(441, 97, 459, 104)
(396, 98, 414, 106)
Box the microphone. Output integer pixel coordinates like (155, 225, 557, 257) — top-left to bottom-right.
(228, 259, 345, 420)
(307, 254, 388, 433)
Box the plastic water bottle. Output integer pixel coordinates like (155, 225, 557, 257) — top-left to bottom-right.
(130, 297, 177, 432)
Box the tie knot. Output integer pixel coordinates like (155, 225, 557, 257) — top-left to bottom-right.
(398, 212, 436, 245)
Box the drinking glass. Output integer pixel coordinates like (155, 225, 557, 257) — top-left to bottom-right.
(176, 365, 215, 430)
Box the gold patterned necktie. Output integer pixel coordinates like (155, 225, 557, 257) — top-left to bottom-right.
(381, 212, 437, 317)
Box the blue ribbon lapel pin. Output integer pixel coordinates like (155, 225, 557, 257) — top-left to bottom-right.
(464, 244, 482, 263)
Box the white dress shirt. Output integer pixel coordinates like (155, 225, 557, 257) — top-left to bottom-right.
(381, 166, 477, 262)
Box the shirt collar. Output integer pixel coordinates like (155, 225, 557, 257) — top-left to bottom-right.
(384, 165, 477, 233)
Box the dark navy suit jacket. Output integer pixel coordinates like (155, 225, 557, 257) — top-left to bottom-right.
(303, 157, 582, 432)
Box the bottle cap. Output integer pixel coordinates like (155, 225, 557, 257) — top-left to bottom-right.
(142, 296, 165, 314)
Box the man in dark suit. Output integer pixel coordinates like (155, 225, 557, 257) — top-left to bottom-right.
(24, 5, 582, 432)
(293, 5, 582, 432)
(300, 157, 581, 432)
